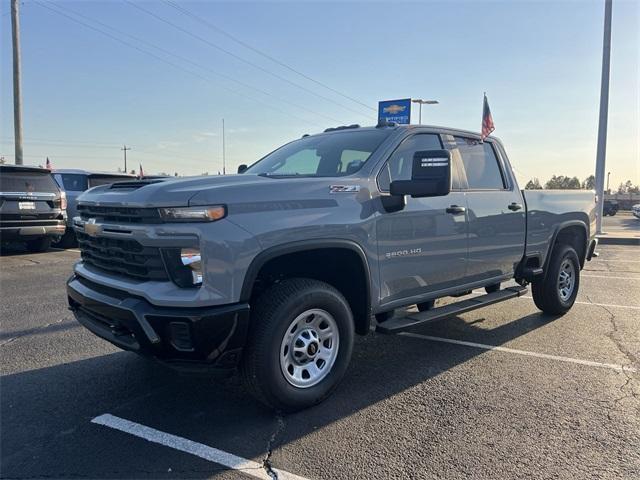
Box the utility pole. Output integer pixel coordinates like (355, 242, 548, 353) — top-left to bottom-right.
(411, 99, 439, 124)
(121, 145, 131, 172)
(595, 0, 612, 234)
(11, 0, 23, 165)
(222, 118, 226, 175)
(606, 172, 611, 193)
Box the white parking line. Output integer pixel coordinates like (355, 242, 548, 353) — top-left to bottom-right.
(597, 259, 640, 263)
(92, 414, 309, 480)
(519, 296, 640, 311)
(400, 333, 637, 373)
(582, 274, 640, 280)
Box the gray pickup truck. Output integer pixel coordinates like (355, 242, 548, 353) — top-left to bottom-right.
(67, 123, 598, 410)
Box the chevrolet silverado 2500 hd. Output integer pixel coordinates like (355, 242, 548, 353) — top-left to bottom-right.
(67, 124, 598, 410)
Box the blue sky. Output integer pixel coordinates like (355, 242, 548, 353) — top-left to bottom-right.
(1, 0, 638, 187)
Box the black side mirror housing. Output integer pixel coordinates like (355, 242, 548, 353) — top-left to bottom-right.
(237, 164, 248, 174)
(389, 149, 451, 198)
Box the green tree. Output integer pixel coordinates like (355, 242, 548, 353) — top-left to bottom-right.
(582, 175, 596, 190)
(545, 175, 581, 189)
(525, 178, 542, 189)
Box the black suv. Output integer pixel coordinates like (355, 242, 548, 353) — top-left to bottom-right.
(0, 165, 67, 252)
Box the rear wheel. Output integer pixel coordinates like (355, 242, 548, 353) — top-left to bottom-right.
(532, 244, 580, 315)
(25, 237, 51, 253)
(241, 278, 354, 411)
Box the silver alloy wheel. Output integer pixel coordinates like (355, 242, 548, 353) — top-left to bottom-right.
(557, 258, 575, 302)
(279, 308, 340, 388)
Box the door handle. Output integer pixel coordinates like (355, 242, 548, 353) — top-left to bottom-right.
(446, 205, 466, 215)
(508, 202, 523, 211)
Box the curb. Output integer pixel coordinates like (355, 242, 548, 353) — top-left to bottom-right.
(597, 236, 640, 246)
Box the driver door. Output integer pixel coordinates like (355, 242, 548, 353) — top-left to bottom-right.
(376, 133, 468, 307)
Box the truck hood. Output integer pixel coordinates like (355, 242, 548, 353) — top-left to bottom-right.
(76, 174, 368, 208)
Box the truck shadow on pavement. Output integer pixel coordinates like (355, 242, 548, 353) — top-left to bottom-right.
(1, 311, 556, 477)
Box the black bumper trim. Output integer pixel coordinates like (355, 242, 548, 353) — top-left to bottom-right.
(67, 274, 250, 372)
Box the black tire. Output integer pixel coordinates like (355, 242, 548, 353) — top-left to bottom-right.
(417, 299, 435, 312)
(25, 237, 51, 253)
(241, 278, 354, 411)
(485, 283, 501, 294)
(532, 244, 580, 315)
(53, 230, 77, 249)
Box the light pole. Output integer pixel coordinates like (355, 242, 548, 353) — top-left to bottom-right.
(11, 0, 23, 165)
(595, 0, 612, 234)
(411, 99, 439, 124)
(606, 172, 611, 193)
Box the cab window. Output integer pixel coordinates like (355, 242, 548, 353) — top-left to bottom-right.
(442, 135, 506, 190)
(378, 134, 462, 191)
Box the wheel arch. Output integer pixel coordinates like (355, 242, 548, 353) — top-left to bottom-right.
(544, 221, 589, 272)
(240, 239, 373, 335)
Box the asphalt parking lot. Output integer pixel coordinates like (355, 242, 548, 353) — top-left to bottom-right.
(1, 242, 639, 479)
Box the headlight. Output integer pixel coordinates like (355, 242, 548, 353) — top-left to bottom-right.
(159, 205, 226, 222)
(161, 248, 204, 287)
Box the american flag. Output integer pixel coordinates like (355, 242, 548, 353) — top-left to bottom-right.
(481, 93, 495, 141)
(45, 157, 52, 170)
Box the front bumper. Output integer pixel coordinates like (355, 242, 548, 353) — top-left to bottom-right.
(67, 274, 250, 374)
(0, 222, 66, 241)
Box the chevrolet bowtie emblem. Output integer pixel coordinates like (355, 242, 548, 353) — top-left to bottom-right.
(382, 104, 406, 115)
(84, 218, 102, 237)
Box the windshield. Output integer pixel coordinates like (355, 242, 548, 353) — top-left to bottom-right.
(56, 173, 88, 191)
(245, 129, 391, 177)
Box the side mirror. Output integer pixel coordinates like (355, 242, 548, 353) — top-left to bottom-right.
(389, 150, 451, 198)
(237, 164, 248, 174)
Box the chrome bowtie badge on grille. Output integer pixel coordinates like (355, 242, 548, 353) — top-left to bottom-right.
(84, 218, 102, 237)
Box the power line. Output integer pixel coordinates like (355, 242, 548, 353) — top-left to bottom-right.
(124, 0, 371, 119)
(163, 0, 376, 113)
(32, 0, 328, 129)
(44, 1, 344, 125)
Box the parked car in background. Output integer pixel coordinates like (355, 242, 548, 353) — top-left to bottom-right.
(633, 203, 640, 220)
(603, 199, 619, 216)
(0, 164, 66, 252)
(52, 169, 135, 247)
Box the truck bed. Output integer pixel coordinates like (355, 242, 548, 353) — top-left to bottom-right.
(523, 189, 597, 266)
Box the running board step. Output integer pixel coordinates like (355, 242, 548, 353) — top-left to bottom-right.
(376, 286, 528, 334)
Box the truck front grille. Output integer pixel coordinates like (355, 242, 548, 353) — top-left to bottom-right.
(77, 231, 168, 281)
(77, 204, 161, 224)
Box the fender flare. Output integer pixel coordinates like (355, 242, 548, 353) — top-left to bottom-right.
(543, 220, 589, 273)
(239, 239, 372, 319)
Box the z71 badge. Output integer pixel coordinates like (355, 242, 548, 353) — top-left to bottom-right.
(329, 185, 360, 193)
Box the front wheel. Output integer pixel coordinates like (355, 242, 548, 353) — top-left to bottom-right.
(241, 278, 354, 411)
(532, 244, 580, 315)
